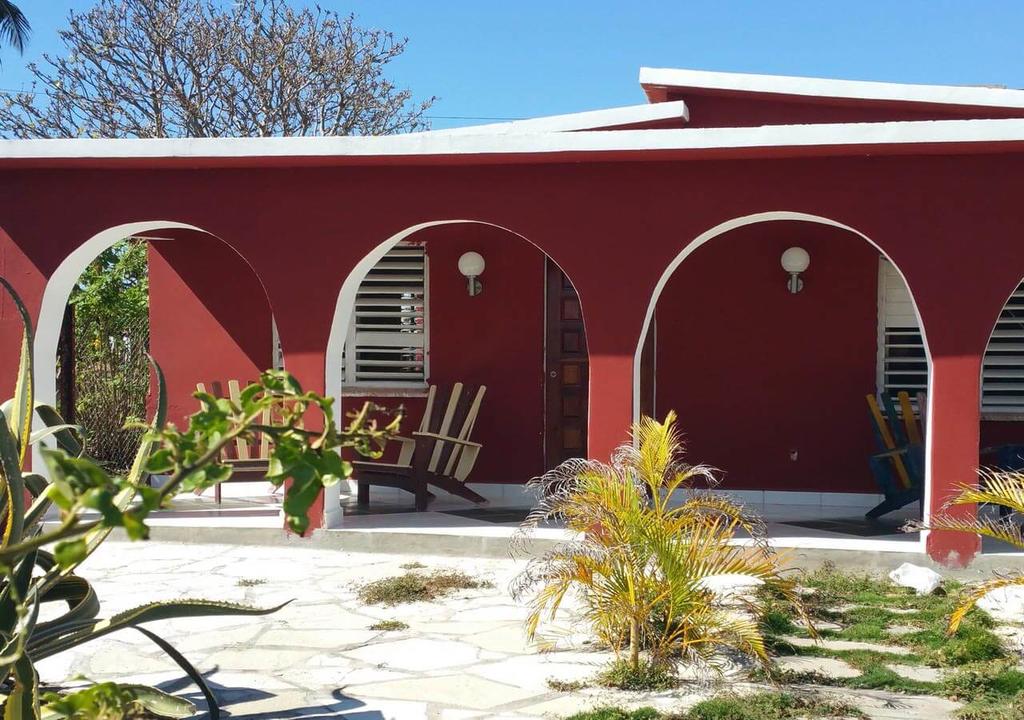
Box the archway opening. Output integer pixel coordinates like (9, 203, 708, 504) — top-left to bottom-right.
(325, 220, 589, 520)
(636, 212, 932, 544)
(979, 278, 1024, 473)
(37, 221, 276, 507)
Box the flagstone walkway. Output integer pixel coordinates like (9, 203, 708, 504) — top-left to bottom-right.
(34, 540, 965, 719)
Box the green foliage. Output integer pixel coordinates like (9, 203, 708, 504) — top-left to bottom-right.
(0, 277, 399, 718)
(565, 708, 663, 720)
(943, 660, 1024, 702)
(682, 692, 864, 720)
(596, 659, 678, 691)
(563, 693, 865, 720)
(368, 620, 409, 632)
(513, 412, 810, 678)
(41, 682, 193, 719)
(358, 570, 492, 606)
(942, 660, 1024, 720)
(65, 240, 150, 474)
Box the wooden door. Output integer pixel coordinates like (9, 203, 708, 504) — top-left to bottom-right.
(545, 260, 589, 468)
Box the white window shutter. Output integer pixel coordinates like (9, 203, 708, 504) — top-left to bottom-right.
(342, 244, 428, 387)
(982, 281, 1024, 415)
(877, 259, 927, 402)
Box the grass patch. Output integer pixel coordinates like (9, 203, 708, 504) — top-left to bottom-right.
(684, 692, 865, 720)
(764, 565, 1006, 678)
(596, 659, 678, 691)
(547, 677, 589, 692)
(942, 660, 1024, 719)
(369, 619, 409, 631)
(564, 692, 865, 720)
(565, 708, 662, 720)
(235, 578, 266, 587)
(400, 561, 426, 570)
(358, 570, 493, 606)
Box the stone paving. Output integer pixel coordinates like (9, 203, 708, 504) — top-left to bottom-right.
(33, 540, 965, 719)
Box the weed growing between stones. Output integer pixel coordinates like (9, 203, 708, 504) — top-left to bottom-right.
(369, 619, 409, 631)
(358, 569, 493, 606)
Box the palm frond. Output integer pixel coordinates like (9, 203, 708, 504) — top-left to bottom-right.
(948, 573, 1024, 633)
(919, 515, 1024, 550)
(0, 2, 29, 56)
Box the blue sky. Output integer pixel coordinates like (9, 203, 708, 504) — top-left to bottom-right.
(2, 1, 1023, 129)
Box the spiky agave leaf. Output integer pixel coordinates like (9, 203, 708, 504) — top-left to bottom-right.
(29, 599, 290, 659)
(4, 653, 40, 720)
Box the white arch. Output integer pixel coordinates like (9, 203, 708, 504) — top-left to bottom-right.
(633, 210, 935, 544)
(33, 222, 274, 496)
(323, 219, 579, 527)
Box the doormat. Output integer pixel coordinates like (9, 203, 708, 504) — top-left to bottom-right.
(780, 518, 916, 538)
(441, 507, 532, 524)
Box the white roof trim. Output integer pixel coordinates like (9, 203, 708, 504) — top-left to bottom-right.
(5, 117, 1024, 161)
(424, 101, 689, 135)
(639, 67, 1024, 110)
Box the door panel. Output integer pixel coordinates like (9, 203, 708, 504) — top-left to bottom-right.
(545, 261, 588, 468)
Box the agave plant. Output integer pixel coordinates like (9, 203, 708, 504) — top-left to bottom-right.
(0, 277, 399, 719)
(911, 468, 1024, 632)
(512, 412, 809, 677)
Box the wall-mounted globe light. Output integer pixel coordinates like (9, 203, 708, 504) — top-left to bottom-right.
(458, 251, 485, 296)
(780, 246, 810, 294)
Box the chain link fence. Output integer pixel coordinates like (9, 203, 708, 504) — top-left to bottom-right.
(57, 240, 150, 475)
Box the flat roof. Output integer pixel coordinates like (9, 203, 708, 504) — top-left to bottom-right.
(4, 117, 1024, 168)
(639, 67, 1024, 110)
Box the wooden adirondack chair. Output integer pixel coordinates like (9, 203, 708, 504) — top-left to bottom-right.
(865, 390, 925, 519)
(196, 380, 274, 504)
(353, 383, 487, 511)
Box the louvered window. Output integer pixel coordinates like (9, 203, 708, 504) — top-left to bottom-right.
(877, 259, 928, 403)
(342, 244, 428, 387)
(982, 281, 1024, 416)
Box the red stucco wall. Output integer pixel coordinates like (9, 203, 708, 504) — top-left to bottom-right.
(341, 223, 547, 485)
(148, 231, 272, 426)
(654, 221, 881, 493)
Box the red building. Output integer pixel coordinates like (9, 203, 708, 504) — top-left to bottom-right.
(4, 67, 1024, 566)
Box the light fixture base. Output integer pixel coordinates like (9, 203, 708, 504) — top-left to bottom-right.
(787, 273, 804, 294)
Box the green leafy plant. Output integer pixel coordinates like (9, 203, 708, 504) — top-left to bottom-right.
(512, 412, 810, 682)
(41, 681, 191, 720)
(65, 239, 150, 474)
(0, 277, 399, 718)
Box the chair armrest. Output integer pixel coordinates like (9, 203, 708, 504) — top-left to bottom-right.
(872, 447, 908, 459)
(412, 431, 482, 449)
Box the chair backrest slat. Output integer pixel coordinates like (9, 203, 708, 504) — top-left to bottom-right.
(427, 383, 462, 471)
(443, 385, 487, 476)
(228, 380, 251, 460)
(435, 384, 478, 476)
(419, 385, 436, 433)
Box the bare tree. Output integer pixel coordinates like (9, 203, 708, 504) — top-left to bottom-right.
(0, 0, 435, 138)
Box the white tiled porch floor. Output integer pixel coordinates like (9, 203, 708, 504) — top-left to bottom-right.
(142, 482, 941, 554)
